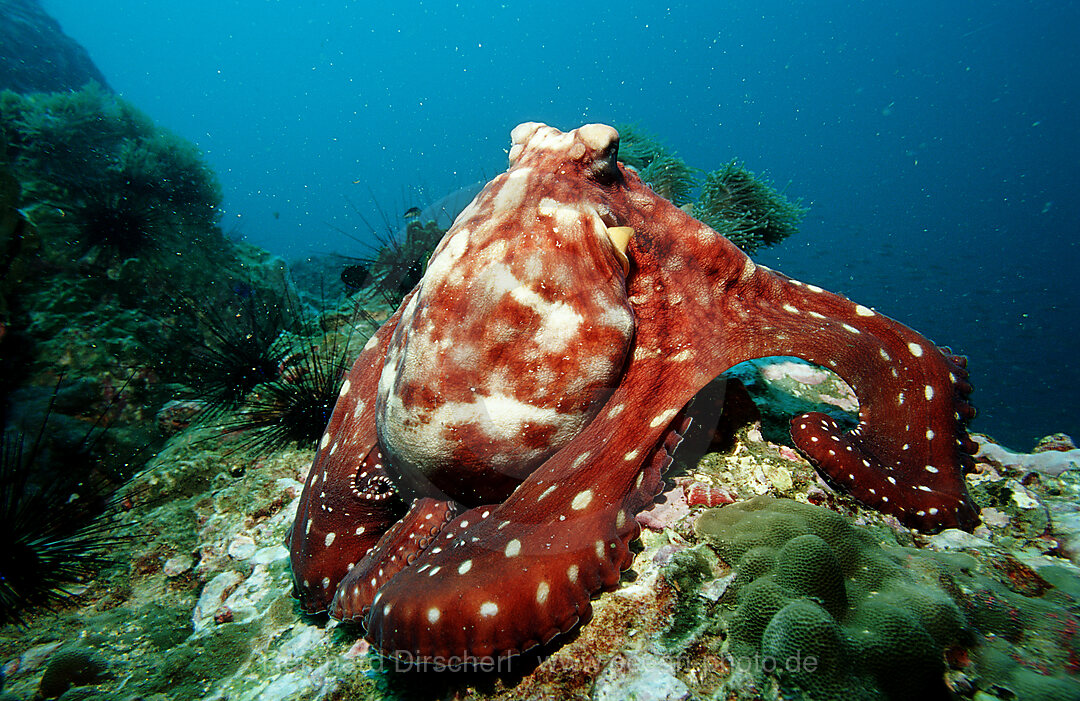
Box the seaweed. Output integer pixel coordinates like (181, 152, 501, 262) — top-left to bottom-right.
(0, 83, 221, 228)
(694, 160, 807, 254)
(613, 123, 806, 252)
(639, 153, 700, 207)
(613, 123, 669, 170)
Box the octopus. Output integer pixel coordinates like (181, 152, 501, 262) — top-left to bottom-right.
(289, 122, 978, 664)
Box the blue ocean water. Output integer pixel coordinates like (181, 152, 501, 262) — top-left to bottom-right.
(42, 0, 1079, 451)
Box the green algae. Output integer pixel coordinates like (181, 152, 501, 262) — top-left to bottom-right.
(659, 545, 720, 651)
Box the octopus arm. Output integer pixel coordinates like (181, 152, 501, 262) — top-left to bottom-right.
(361, 374, 693, 663)
(289, 299, 414, 613)
(724, 266, 978, 530)
(330, 496, 457, 622)
(620, 187, 978, 531)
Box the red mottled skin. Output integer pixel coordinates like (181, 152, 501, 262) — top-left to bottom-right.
(289, 123, 978, 664)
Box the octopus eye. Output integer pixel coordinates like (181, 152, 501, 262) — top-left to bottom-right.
(577, 124, 621, 184)
(588, 147, 621, 184)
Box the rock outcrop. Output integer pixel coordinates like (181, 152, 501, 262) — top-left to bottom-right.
(0, 0, 109, 94)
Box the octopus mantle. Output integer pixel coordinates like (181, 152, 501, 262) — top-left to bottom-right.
(289, 122, 978, 664)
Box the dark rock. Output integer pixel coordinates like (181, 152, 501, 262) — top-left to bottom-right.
(0, 0, 110, 94)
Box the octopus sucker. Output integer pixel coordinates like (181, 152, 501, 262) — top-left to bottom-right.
(289, 122, 979, 663)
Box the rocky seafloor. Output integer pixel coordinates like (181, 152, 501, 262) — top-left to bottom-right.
(2, 352, 1080, 701)
(2, 79, 1078, 701)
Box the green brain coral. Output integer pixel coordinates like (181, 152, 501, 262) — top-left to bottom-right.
(760, 599, 849, 695)
(695, 496, 1080, 700)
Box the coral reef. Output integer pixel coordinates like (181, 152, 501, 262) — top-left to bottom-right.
(0, 109, 1075, 701)
(0, 351, 1077, 700)
(1, 84, 220, 223)
(0, 83, 304, 635)
(0, 84, 251, 382)
(0, 84, 301, 487)
(0, 166, 31, 352)
(696, 495, 1080, 699)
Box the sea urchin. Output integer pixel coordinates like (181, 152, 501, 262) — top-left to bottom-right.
(0, 412, 131, 625)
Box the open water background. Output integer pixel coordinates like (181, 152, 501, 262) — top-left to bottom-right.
(42, 0, 1080, 450)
